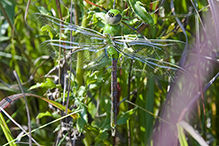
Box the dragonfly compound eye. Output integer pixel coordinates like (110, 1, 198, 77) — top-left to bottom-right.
(105, 9, 122, 25)
(108, 12, 114, 17)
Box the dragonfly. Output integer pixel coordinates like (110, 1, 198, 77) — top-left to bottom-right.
(35, 2, 184, 137)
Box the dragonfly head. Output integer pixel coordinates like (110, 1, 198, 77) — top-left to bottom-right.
(105, 9, 122, 25)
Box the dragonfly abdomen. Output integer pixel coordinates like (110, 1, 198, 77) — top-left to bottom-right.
(111, 59, 118, 136)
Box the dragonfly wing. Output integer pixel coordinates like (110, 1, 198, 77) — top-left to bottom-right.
(114, 38, 185, 81)
(34, 13, 112, 70)
(119, 53, 179, 81)
(115, 38, 185, 56)
(34, 13, 104, 37)
(40, 39, 111, 70)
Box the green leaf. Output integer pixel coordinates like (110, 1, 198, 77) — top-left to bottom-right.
(87, 101, 97, 119)
(36, 111, 52, 119)
(77, 86, 86, 97)
(127, 0, 154, 24)
(98, 130, 109, 141)
(0, 20, 9, 35)
(117, 107, 137, 125)
(0, 113, 17, 146)
(52, 112, 61, 119)
(177, 122, 189, 146)
(41, 25, 54, 39)
(89, 84, 98, 90)
(77, 105, 87, 133)
(177, 121, 208, 146)
(0, 0, 15, 25)
(161, 23, 182, 39)
(38, 6, 52, 15)
(29, 78, 57, 90)
(0, 36, 10, 42)
(86, 71, 99, 85)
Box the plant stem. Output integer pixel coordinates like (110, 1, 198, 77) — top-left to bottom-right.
(76, 1, 89, 87)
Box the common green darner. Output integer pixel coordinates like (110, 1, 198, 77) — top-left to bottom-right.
(35, 1, 184, 137)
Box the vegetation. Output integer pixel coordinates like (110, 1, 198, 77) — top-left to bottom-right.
(0, 0, 218, 145)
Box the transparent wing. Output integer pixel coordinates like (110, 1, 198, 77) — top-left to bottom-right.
(34, 13, 113, 70)
(34, 13, 103, 37)
(113, 37, 185, 81)
(39, 38, 111, 70)
(34, 13, 106, 56)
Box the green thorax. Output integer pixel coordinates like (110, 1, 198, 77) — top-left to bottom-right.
(103, 24, 121, 36)
(104, 34, 118, 59)
(103, 9, 122, 59)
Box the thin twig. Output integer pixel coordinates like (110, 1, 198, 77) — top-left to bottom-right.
(125, 100, 174, 127)
(13, 71, 32, 146)
(24, 0, 33, 31)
